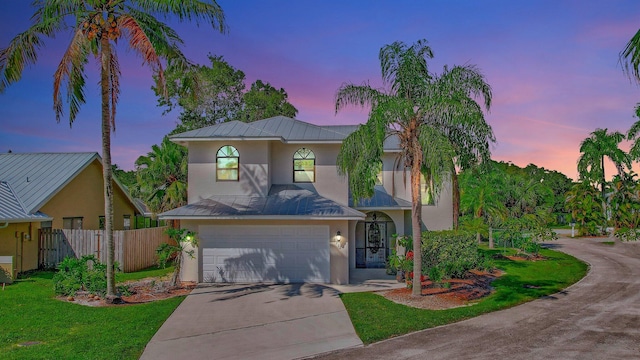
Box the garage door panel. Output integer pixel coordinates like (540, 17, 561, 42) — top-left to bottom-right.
(200, 225, 330, 283)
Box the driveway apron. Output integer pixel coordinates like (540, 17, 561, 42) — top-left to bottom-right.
(140, 283, 362, 360)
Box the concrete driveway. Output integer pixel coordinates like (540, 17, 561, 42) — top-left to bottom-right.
(140, 283, 362, 360)
(314, 236, 640, 359)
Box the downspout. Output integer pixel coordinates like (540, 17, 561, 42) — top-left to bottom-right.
(0, 222, 8, 229)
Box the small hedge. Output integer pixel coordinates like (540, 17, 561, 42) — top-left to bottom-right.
(421, 230, 492, 279)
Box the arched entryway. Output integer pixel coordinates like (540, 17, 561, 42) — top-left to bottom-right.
(355, 211, 396, 268)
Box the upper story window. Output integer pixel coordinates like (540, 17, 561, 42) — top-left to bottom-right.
(420, 174, 435, 206)
(217, 145, 239, 181)
(293, 148, 315, 182)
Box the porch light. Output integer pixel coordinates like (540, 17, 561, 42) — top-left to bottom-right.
(336, 231, 341, 241)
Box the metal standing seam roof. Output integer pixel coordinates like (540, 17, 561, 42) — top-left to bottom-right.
(0, 152, 144, 216)
(350, 186, 413, 210)
(0, 181, 52, 222)
(159, 184, 365, 220)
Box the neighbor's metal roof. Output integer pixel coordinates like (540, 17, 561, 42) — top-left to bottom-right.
(0, 152, 99, 214)
(0, 181, 52, 222)
(159, 184, 365, 220)
(0, 152, 144, 215)
(170, 116, 359, 143)
(350, 186, 412, 210)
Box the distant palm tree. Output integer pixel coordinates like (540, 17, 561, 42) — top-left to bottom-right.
(460, 168, 507, 244)
(577, 128, 630, 201)
(335, 39, 492, 296)
(0, 1, 225, 302)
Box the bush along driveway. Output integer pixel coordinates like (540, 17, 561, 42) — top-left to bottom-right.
(0, 268, 184, 360)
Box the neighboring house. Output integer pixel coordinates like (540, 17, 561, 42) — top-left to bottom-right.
(160, 116, 453, 284)
(0, 152, 144, 276)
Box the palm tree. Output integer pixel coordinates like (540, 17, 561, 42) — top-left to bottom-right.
(0, 1, 225, 302)
(577, 129, 630, 201)
(136, 136, 188, 215)
(335, 39, 492, 296)
(460, 167, 507, 245)
(620, 28, 640, 83)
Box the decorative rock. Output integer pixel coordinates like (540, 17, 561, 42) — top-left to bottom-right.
(67, 296, 74, 302)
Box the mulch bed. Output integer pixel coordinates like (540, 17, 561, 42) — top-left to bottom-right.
(379, 269, 503, 310)
(60, 279, 196, 307)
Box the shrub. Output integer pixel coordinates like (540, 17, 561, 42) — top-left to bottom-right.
(421, 230, 483, 279)
(53, 255, 117, 296)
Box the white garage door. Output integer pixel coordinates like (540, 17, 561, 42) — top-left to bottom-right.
(200, 225, 330, 283)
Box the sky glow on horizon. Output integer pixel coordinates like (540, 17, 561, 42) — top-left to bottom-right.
(1, 1, 640, 180)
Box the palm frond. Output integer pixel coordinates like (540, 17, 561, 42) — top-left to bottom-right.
(130, 0, 227, 32)
(620, 28, 640, 83)
(53, 28, 90, 125)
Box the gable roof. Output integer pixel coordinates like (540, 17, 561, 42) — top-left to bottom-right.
(159, 184, 365, 220)
(0, 181, 52, 223)
(170, 116, 359, 144)
(0, 152, 143, 216)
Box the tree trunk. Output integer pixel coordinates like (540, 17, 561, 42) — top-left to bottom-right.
(476, 231, 481, 244)
(100, 34, 118, 303)
(452, 170, 460, 230)
(489, 227, 494, 249)
(410, 150, 423, 297)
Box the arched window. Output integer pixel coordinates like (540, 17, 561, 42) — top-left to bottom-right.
(293, 148, 315, 182)
(217, 145, 239, 181)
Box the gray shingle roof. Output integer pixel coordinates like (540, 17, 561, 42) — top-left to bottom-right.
(350, 186, 412, 209)
(170, 116, 359, 143)
(159, 184, 365, 220)
(0, 181, 52, 222)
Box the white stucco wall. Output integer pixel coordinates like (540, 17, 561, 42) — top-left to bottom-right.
(188, 141, 270, 201)
(270, 142, 349, 205)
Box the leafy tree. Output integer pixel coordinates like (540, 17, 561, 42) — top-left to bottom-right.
(239, 79, 298, 122)
(112, 164, 137, 190)
(155, 54, 245, 128)
(609, 173, 640, 232)
(135, 136, 188, 215)
(565, 181, 606, 236)
(0, 1, 225, 302)
(334, 39, 492, 297)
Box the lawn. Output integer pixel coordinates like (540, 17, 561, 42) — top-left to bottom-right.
(0, 266, 183, 360)
(341, 247, 588, 344)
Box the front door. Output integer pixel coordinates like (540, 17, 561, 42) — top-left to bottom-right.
(355, 212, 395, 268)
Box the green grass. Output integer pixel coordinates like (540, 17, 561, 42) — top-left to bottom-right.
(601, 241, 615, 246)
(0, 268, 183, 359)
(341, 247, 588, 344)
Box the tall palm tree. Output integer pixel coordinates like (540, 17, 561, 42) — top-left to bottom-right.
(136, 136, 188, 215)
(335, 39, 492, 296)
(0, 1, 225, 302)
(577, 128, 630, 201)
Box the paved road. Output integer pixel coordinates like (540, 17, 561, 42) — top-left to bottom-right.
(314, 237, 640, 360)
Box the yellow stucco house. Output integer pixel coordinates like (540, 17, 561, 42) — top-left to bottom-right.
(0, 152, 143, 279)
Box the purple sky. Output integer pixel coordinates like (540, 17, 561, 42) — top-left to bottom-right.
(1, 1, 640, 180)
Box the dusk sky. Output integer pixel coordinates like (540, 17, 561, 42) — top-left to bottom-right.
(1, 1, 640, 180)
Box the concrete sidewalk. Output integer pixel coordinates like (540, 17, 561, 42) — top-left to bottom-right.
(140, 283, 363, 360)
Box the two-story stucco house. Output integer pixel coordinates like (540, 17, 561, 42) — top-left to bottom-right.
(160, 116, 452, 284)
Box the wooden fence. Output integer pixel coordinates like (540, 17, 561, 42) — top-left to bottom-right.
(39, 227, 171, 272)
